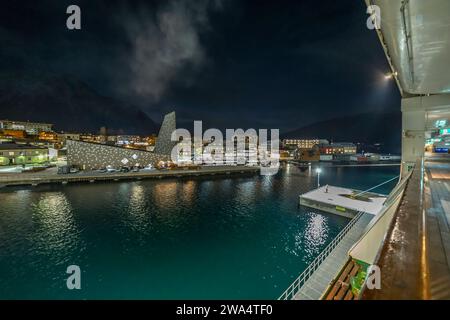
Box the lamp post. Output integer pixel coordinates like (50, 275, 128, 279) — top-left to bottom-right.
(316, 168, 322, 188)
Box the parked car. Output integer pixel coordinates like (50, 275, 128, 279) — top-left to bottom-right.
(106, 166, 118, 173)
(141, 164, 156, 171)
(57, 165, 79, 174)
(57, 165, 71, 174)
(69, 167, 79, 174)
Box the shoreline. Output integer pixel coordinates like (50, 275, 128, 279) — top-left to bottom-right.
(0, 165, 260, 188)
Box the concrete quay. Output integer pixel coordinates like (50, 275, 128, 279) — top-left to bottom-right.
(0, 165, 260, 188)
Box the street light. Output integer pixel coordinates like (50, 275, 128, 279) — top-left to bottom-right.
(384, 71, 397, 80)
(316, 168, 322, 188)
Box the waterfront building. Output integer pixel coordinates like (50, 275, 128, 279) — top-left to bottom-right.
(318, 142, 357, 156)
(1, 129, 27, 139)
(117, 135, 141, 145)
(283, 139, 329, 149)
(0, 120, 53, 135)
(279, 150, 292, 161)
(319, 154, 333, 161)
(79, 133, 101, 143)
(0, 143, 48, 166)
(39, 131, 59, 142)
(295, 147, 320, 162)
(318, 143, 333, 155)
(66, 140, 170, 170)
(329, 142, 357, 155)
(143, 135, 156, 146)
(47, 147, 67, 161)
(106, 135, 117, 144)
(67, 112, 176, 169)
(154, 112, 177, 156)
(58, 133, 81, 143)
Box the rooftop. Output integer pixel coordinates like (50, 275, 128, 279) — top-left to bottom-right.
(331, 142, 356, 147)
(0, 120, 53, 126)
(0, 143, 47, 150)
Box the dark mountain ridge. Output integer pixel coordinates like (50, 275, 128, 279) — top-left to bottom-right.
(0, 72, 158, 135)
(283, 111, 401, 153)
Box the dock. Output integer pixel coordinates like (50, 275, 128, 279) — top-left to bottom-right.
(299, 185, 387, 218)
(0, 165, 259, 188)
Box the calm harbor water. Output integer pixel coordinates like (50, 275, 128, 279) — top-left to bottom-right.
(0, 164, 399, 299)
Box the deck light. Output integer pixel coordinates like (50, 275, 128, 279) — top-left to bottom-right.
(316, 168, 322, 188)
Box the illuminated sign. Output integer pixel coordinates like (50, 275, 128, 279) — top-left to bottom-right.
(439, 128, 450, 135)
(426, 138, 442, 145)
(435, 120, 447, 128)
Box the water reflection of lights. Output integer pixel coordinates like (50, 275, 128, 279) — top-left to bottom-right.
(295, 214, 328, 258)
(129, 184, 145, 215)
(126, 184, 150, 233)
(181, 180, 195, 204)
(130, 184, 145, 204)
(236, 180, 257, 203)
(153, 182, 178, 208)
(32, 192, 83, 264)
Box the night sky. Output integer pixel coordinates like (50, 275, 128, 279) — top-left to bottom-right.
(0, 0, 400, 132)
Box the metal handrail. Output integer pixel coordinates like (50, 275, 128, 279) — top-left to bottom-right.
(278, 211, 365, 300)
(348, 169, 414, 264)
(353, 175, 400, 198)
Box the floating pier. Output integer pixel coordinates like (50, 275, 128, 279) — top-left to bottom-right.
(300, 185, 387, 218)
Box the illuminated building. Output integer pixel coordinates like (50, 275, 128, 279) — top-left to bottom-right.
(39, 131, 59, 142)
(0, 143, 49, 166)
(117, 135, 141, 145)
(330, 142, 357, 155)
(67, 112, 176, 169)
(58, 133, 81, 142)
(0, 120, 53, 135)
(1, 129, 27, 139)
(319, 143, 333, 155)
(296, 146, 320, 162)
(66, 140, 170, 170)
(283, 139, 329, 149)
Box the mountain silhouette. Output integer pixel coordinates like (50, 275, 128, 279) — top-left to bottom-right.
(0, 72, 158, 135)
(283, 112, 401, 153)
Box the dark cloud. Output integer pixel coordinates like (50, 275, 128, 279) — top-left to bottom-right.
(122, 0, 225, 102)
